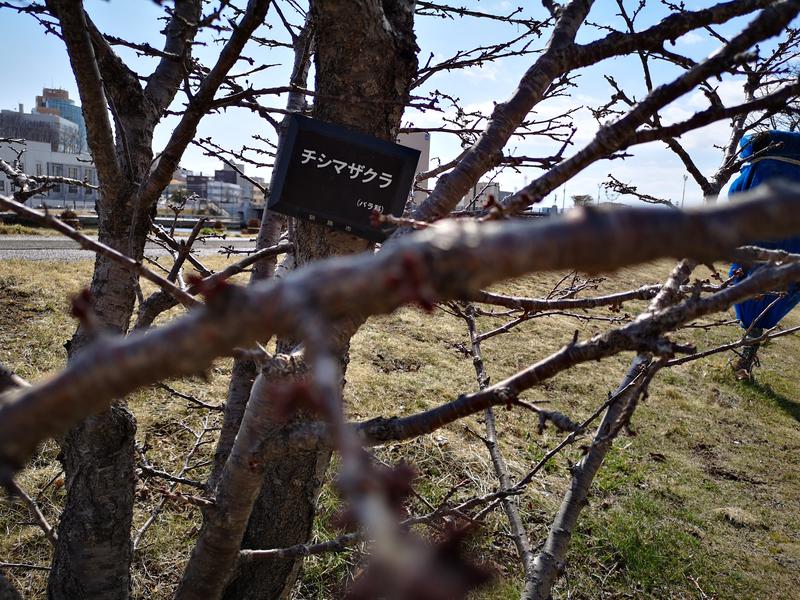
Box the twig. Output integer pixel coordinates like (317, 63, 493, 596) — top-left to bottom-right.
(240, 533, 362, 561)
(666, 323, 800, 367)
(156, 383, 224, 411)
(471, 285, 661, 312)
(7, 480, 57, 545)
(153, 224, 213, 278)
(0, 563, 50, 571)
(460, 303, 534, 574)
(133, 414, 214, 550)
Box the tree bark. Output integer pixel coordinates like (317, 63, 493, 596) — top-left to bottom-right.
(220, 2, 418, 598)
(47, 404, 137, 599)
(49, 219, 157, 600)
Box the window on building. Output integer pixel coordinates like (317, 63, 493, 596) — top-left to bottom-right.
(52, 165, 64, 195)
(0, 180, 5, 192)
(68, 167, 78, 194)
(36, 163, 43, 177)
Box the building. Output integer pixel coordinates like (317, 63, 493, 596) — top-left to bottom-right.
(215, 162, 255, 201)
(250, 176, 266, 209)
(186, 174, 209, 198)
(165, 162, 266, 224)
(207, 179, 241, 206)
(527, 204, 560, 216)
(208, 162, 269, 222)
(184, 168, 251, 222)
(215, 162, 258, 218)
(397, 131, 431, 207)
(34, 88, 87, 152)
(0, 139, 97, 209)
(457, 181, 512, 211)
(0, 105, 82, 154)
(0, 89, 87, 154)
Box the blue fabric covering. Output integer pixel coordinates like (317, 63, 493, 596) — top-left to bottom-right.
(729, 130, 800, 329)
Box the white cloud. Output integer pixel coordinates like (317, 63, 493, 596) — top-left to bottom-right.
(463, 63, 499, 81)
(676, 31, 706, 46)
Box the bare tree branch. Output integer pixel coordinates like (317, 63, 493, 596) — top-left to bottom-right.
(3, 181, 800, 471)
(410, 0, 782, 224)
(471, 285, 661, 312)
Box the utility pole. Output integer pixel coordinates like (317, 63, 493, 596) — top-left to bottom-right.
(681, 173, 688, 209)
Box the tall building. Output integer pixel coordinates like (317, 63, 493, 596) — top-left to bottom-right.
(33, 89, 87, 152)
(0, 105, 82, 154)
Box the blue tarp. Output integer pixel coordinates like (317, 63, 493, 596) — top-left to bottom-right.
(729, 130, 800, 329)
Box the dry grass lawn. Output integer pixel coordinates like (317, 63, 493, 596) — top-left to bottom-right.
(1, 253, 799, 599)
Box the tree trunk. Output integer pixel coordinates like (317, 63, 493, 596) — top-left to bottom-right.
(41, 1, 211, 595)
(220, 2, 418, 598)
(47, 406, 136, 599)
(49, 226, 150, 599)
(0, 573, 21, 600)
(48, 94, 157, 600)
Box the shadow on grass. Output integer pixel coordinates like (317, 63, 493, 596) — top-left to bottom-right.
(745, 379, 800, 422)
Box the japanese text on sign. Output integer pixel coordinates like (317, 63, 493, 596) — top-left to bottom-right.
(356, 199, 384, 213)
(300, 149, 394, 189)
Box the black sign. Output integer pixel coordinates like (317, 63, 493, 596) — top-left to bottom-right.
(268, 114, 421, 242)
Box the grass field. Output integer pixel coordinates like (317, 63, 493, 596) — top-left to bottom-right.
(1, 254, 799, 599)
(0, 224, 52, 236)
(0, 223, 102, 236)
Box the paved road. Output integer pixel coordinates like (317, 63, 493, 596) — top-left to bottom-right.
(0, 235, 257, 261)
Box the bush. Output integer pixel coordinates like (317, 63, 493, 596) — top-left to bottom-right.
(60, 209, 80, 229)
(212, 220, 225, 231)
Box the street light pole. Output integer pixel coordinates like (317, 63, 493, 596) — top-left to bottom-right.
(681, 174, 688, 209)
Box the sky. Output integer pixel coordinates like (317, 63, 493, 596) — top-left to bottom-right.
(0, 0, 795, 208)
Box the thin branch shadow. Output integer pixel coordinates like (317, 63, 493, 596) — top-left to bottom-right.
(744, 379, 800, 423)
